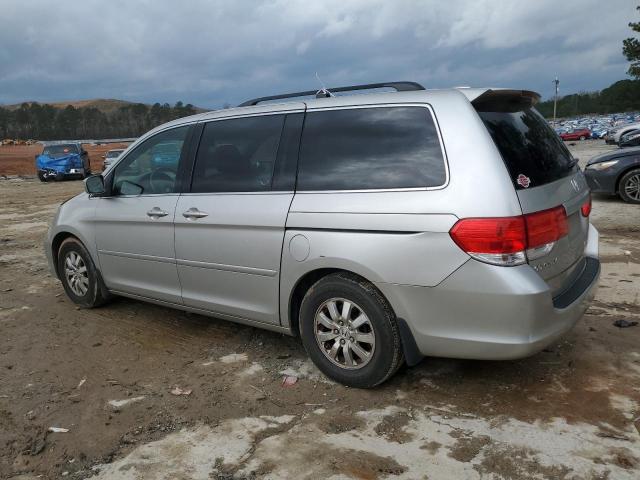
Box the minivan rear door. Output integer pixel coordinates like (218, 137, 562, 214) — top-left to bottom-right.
(474, 90, 591, 296)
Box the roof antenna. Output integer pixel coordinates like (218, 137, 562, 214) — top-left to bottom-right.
(315, 72, 334, 98)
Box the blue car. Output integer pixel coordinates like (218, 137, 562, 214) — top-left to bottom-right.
(36, 143, 91, 181)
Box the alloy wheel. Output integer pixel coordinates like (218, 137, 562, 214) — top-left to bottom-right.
(624, 174, 640, 201)
(64, 251, 89, 296)
(313, 298, 376, 370)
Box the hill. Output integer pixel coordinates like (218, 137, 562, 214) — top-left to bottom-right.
(0, 99, 206, 141)
(2, 98, 207, 114)
(537, 79, 640, 118)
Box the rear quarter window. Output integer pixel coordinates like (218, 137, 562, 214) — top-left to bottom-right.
(297, 106, 446, 191)
(476, 100, 575, 189)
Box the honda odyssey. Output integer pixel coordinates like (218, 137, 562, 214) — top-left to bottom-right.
(45, 82, 600, 388)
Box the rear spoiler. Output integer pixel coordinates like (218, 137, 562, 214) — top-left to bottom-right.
(463, 89, 541, 112)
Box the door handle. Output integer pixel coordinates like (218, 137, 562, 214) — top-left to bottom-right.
(146, 207, 169, 218)
(182, 207, 208, 220)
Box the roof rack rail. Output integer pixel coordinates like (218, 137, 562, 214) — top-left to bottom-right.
(238, 81, 425, 107)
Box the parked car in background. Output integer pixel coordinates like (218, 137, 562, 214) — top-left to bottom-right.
(619, 129, 640, 148)
(36, 143, 91, 181)
(45, 82, 599, 388)
(584, 147, 640, 203)
(102, 149, 125, 171)
(560, 128, 591, 141)
(590, 129, 608, 139)
(605, 122, 640, 144)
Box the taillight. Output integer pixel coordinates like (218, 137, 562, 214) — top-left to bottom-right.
(525, 206, 569, 249)
(581, 194, 592, 217)
(449, 206, 569, 266)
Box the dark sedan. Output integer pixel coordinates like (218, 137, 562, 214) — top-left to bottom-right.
(584, 147, 640, 203)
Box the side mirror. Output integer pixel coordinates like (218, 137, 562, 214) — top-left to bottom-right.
(85, 175, 106, 196)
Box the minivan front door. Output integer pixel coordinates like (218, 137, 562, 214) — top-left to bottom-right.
(95, 125, 191, 303)
(175, 110, 303, 325)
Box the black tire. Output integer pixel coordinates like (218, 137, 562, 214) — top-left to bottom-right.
(299, 272, 404, 388)
(37, 171, 47, 182)
(619, 168, 640, 204)
(579, 136, 586, 141)
(57, 238, 110, 308)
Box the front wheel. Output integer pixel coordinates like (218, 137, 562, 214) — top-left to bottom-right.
(299, 273, 404, 388)
(579, 136, 586, 141)
(619, 168, 640, 204)
(57, 238, 110, 308)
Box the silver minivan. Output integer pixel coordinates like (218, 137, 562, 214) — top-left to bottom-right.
(45, 82, 600, 388)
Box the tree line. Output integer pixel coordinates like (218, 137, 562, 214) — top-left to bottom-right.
(536, 79, 640, 118)
(0, 101, 197, 140)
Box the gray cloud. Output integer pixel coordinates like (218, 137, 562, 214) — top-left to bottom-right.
(0, 0, 634, 108)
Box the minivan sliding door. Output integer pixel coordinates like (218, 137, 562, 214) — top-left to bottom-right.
(175, 108, 304, 325)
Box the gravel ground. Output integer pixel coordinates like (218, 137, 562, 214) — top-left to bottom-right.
(0, 140, 639, 479)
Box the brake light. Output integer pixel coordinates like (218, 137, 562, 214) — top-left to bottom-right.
(525, 206, 569, 248)
(581, 194, 592, 217)
(449, 206, 569, 266)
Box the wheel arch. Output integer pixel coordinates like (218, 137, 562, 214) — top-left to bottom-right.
(50, 231, 96, 279)
(51, 232, 81, 278)
(287, 266, 400, 336)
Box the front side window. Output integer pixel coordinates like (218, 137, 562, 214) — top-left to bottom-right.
(297, 106, 447, 191)
(191, 115, 285, 193)
(112, 126, 188, 195)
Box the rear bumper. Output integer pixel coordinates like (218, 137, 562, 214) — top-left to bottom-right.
(38, 168, 84, 178)
(377, 224, 600, 361)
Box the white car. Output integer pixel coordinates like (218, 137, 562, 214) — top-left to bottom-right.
(102, 149, 125, 171)
(606, 122, 640, 145)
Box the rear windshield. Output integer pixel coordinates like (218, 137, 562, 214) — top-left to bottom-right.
(476, 99, 574, 189)
(42, 144, 80, 157)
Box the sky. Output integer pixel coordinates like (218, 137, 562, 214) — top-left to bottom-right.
(0, 0, 636, 109)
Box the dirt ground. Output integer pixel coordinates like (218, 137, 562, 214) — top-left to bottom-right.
(1, 140, 639, 479)
(0, 143, 130, 176)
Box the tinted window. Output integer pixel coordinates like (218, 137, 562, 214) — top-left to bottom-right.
(191, 115, 285, 193)
(476, 101, 574, 189)
(43, 144, 80, 157)
(112, 126, 188, 195)
(297, 107, 446, 191)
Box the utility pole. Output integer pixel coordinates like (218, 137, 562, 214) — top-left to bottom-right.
(552, 77, 559, 125)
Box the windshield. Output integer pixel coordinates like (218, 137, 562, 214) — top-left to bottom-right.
(106, 150, 124, 158)
(476, 101, 575, 189)
(42, 144, 80, 158)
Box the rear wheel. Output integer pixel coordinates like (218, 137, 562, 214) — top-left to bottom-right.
(579, 135, 586, 141)
(299, 272, 404, 388)
(57, 238, 110, 308)
(619, 168, 640, 204)
(37, 171, 47, 182)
